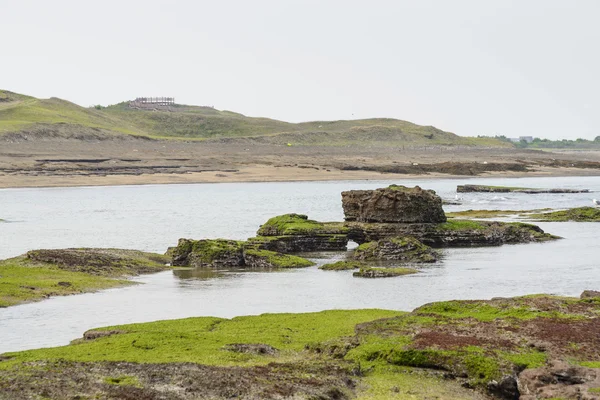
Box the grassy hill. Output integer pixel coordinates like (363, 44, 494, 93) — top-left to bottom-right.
(0, 90, 509, 147)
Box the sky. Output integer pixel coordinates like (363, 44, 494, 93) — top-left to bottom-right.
(1, 0, 599, 140)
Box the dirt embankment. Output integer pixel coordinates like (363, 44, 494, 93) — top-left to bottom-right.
(1, 136, 600, 188)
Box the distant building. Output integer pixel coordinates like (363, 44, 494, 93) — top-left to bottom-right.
(129, 97, 175, 110)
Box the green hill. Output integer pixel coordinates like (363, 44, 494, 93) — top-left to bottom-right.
(0, 90, 509, 147)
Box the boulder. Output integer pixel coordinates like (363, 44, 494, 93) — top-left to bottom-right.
(581, 290, 600, 299)
(353, 237, 437, 263)
(341, 185, 446, 223)
(518, 361, 600, 400)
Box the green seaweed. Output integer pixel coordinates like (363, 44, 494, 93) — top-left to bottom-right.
(244, 248, 314, 268)
(528, 207, 600, 222)
(319, 260, 365, 270)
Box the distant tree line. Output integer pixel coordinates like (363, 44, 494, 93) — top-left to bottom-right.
(479, 135, 600, 149)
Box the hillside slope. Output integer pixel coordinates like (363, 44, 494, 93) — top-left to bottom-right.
(0, 90, 509, 147)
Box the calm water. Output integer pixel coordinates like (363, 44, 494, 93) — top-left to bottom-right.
(1, 176, 599, 353)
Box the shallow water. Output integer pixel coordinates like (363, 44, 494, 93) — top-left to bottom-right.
(0, 176, 599, 353)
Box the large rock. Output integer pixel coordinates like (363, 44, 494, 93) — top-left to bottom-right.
(341, 185, 446, 223)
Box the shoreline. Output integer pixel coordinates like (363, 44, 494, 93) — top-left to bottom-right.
(1, 164, 600, 189)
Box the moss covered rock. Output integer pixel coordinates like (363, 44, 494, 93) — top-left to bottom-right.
(254, 214, 349, 252)
(353, 236, 437, 263)
(319, 260, 366, 271)
(346, 220, 559, 247)
(172, 239, 245, 268)
(528, 206, 600, 222)
(171, 238, 313, 269)
(243, 249, 314, 269)
(25, 248, 169, 276)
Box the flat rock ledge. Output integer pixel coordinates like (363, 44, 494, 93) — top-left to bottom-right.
(457, 184, 590, 194)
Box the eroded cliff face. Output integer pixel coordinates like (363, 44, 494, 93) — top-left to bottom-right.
(341, 185, 447, 223)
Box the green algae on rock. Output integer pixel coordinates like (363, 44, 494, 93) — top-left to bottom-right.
(346, 219, 559, 247)
(254, 213, 349, 252)
(353, 237, 437, 263)
(527, 206, 600, 222)
(171, 238, 314, 269)
(0, 249, 170, 307)
(319, 260, 366, 271)
(243, 248, 314, 268)
(353, 267, 419, 278)
(5, 294, 598, 398)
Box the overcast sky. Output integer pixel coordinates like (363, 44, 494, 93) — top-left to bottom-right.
(1, 0, 598, 139)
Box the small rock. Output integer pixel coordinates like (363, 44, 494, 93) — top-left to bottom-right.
(581, 290, 600, 299)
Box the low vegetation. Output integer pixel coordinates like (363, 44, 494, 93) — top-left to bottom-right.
(3, 294, 598, 398)
(0, 90, 511, 147)
(0, 249, 169, 307)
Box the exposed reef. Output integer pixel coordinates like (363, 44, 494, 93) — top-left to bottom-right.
(457, 184, 590, 194)
(254, 186, 558, 252)
(171, 238, 314, 269)
(528, 206, 600, 222)
(318, 260, 366, 270)
(353, 266, 418, 278)
(353, 237, 438, 262)
(0, 249, 170, 307)
(342, 185, 446, 223)
(3, 293, 599, 399)
(346, 220, 559, 247)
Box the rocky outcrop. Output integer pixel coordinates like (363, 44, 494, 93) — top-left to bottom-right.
(341, 185, 446, 223)
(253, 214, 349, 252)
(353, 237, 437, 262)
(457, 184, 590, 194)
(581, 290, 600, 299)
(25, 248, 169, 276)
(345, 220, 559, 247)
(518, 361, 600, 400)
(171, 238, 313, 269)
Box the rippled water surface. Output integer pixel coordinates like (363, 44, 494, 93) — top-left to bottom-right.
(1, 176, 599, 352)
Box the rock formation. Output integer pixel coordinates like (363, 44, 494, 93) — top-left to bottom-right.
(353, 237, 438, 262)
(252, 214, 348, 252)
(345, 220, 559, 247)
(341, 185, 446, 223)
(171, 238, 313, 269)
(457, 184, 590, 194)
